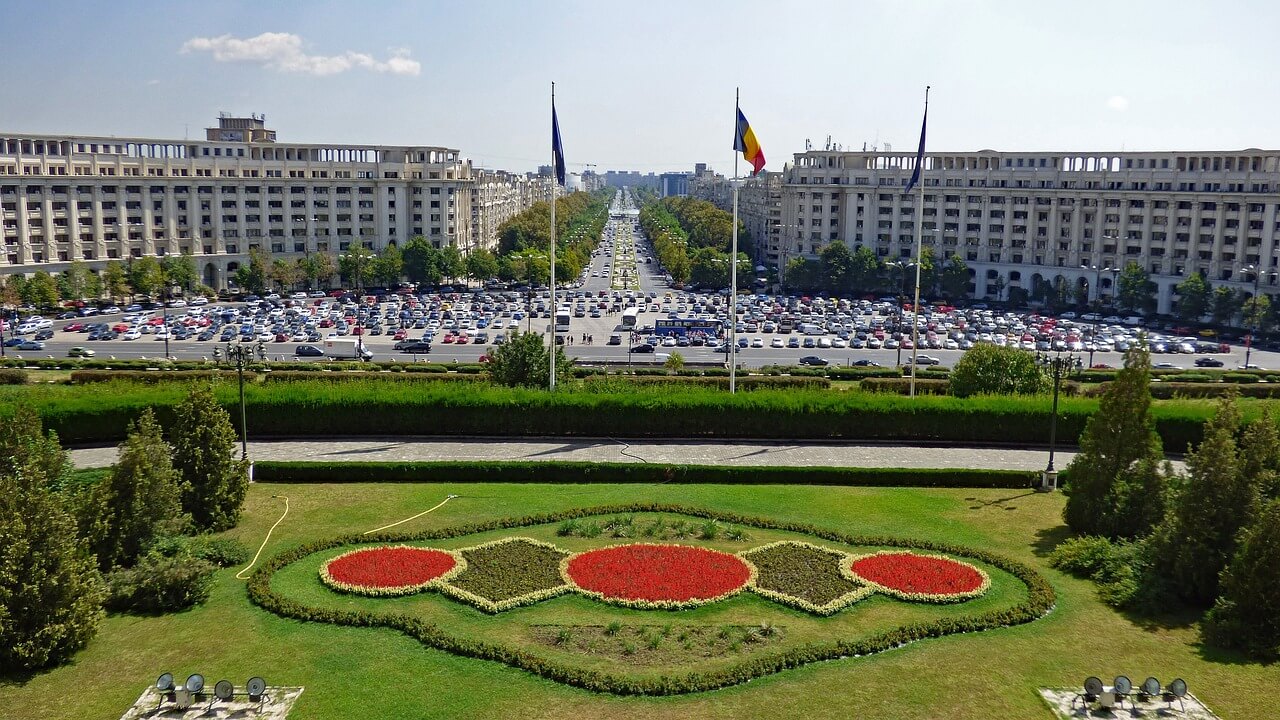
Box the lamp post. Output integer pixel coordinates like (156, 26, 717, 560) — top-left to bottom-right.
(1080, 263, 1115, 369)
(886, 260, 916, 369)
(224, 340, 255, 461)
(1036, 350, 1081, 491)
(1242, 264, 1277, 369)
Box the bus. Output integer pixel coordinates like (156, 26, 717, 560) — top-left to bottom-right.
(620, 306, 640, 330)
(554, 309, 572, 333)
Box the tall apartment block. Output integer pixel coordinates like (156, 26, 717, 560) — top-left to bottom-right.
(781, 149, 1280, 314)
(0, 115, 549, 289)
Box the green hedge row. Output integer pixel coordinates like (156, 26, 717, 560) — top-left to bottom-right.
(860, 377, 951, 395)
(582, 375, 831, 390)
(246, 503, 1055, 695)
(260, 371, 486, 384)
(251, 461, 1036, 488)
(69, 369, 254, 384)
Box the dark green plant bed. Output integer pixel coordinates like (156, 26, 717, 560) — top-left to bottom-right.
(251, 461, 1038, 489)
(247, 503, 1055, 695)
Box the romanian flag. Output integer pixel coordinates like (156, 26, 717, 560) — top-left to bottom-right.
(734, 107, 765, 176)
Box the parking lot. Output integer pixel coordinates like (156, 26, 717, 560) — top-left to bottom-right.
(2, 188, 1274, 371)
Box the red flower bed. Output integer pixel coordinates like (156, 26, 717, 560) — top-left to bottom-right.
(563, 544, 754, 608)
(322, 546, 460, 596)
(847, 552, 987, 600)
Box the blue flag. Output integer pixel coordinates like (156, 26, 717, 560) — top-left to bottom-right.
(904, 95, 928, 194)
(552, 103, 566, 187)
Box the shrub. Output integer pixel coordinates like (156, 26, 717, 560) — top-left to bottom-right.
(1049, 536, 1142, 608)
(949, 344, 1048, 397)
(859, 377, 950, 395)
(170, 384, 249, 532)
(1222, 373, 1262, 384)
(484, 329, 571, 388)
(105, 551, 217, 613)
(150, 535, 251, 568)
(70, 369, 250, 384)
(0, 368, 27, 384)
(1202, 499, 1280, 660)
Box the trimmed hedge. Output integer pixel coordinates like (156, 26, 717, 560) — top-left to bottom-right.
(1144, 382, 1280, 400)
(251, 461, 1036, 489)
(69, 369, 253, 384)
(261, 370, 486, 384)
(0, 368, 27, 385)
(582, 375, 831, 390)
(860, 377, 951, 395)
(826, 367, 900, 380)
(247, 503, 1056, 695)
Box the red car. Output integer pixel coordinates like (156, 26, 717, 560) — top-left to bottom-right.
(63, 322, 85, 332)
(442, 334, 456, 344)
(393, 329, 408, 340)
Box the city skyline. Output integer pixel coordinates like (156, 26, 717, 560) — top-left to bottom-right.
(2, 1, 1279, 175)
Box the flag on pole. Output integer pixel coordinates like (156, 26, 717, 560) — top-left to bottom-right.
(552, 102, 566, 187)
(733, 107, 766, 176)
(904, 89, 929, 194)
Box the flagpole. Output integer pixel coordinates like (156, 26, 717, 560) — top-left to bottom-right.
(909, 86, 930, 398)
(730, 87, 740, 394)
(549, 81, 558, 391)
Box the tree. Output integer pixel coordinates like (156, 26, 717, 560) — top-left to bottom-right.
(1116, 261, 1152, 315)
(1241, 408, 1280, 502)
(128, 256, 166, 299)
(466, 248, 500, 284)
(20, 270, 59, 308)
(1242, 293, 1271, 333)
(1202, 499, 1280, 660)
(269, 258, 300, 291)
(849, 246, 881, 295)
(298, 252, 335, 290)
(369, 244, 404, 287)
(235, 247, 269, 295)
(939, 255, 970, 302)
(161, 253, 198, 292)
(483, 329, 572, 388)
(1175, 272, 1211, 323)
(1062, 344, 1169, 539)
(86, 409, 185, 572)
(819, 242, 856, 296)
(948, 345, 1047, 397)
(57, 261, 94, 301)
(338, 242, 375, 290)
(439, 245, 464, 283)
(783, 257, 822, 293)
(170, 384, 249, 531)
(664, 351, 685, 372)
(989, 273, 1007, 302)
(102, 260, 130, 303)
(0, 405, 105, 670)
(1211, 285, 1242, 326)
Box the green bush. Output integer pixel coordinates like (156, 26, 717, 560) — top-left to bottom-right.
(0, 368, 27, 385)
(150, 535, 250, 568)
(251, 460, 1037, 489)
(1168, 373, 1215, 384)
(1048, 535, 1140, 608)
(261, 370, 484, 383)
(582, 375, 830, 390)
(860, 377, 950, 395)
(826, 367, 899, 380)
(949, 344, 1047, 398)
(1146, 383, 1280, 399)
(69, 369, 251, 384)
(1222, 373, 1262, 384)
(105, 551, 217, 613)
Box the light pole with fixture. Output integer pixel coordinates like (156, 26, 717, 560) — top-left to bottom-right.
(1036, 350, 1081, 491)
(1242, 264, 1277, 369)
(1080, 262, 1116, 369)
(224, 340, 255, 461)
(886, 260, 916, 368)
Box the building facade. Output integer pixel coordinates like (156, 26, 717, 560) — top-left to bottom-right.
(0, 116, 538, 290)
(688, 168, 782, 266)
(470, 169, 553, 252)
(782, 149, 1280, 313)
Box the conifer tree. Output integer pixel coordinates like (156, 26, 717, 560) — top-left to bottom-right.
(1202, 499, 1280, 660)
(0, 405, 105, 670)
(1062, 344, 1168, 538)
(170, 384, 249, 531)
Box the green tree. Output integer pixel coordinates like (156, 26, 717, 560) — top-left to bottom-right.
(161, 253, 198, 292)
(664, 351, 685, 372)
(20, 270, 59, 308)
(0, 405, 105, 670)
(1116, 261, 1152, 315)
(1175, 272, 1211, 323)
(57, 261, 94, 301)
(1242, 293, 1271, 333)
(268, 258, 300, 291)
(948, 344, 1047, 397)
(128, 256, 166, 299)
(402, 236, 441, 285)
(1211, 285, 1242, 326)
(1240, 408, 1280, 502)
(988, 273, 1007, 302)
(297, 252, 336, 290)
(86, 409, 185, 572)
(1062, 344, 1169, 539)
(370, 244, 404, 286)
(819, 242, 856, 295)
(338, 242, 375, 290)
(1202, 499, 1280, 660)
(439, 245, 464, 283)
(170, 384, 249, 531)
(234, 247, 268, 295)
(484, 328, 572, 388)
(1006, 285, 1029, 308)
(466, 248, 500, 284)
(939, 255, 970, 302)
(849, 246, 882, 295)
(783, 257, 822, 292)
(915, 247, 938, 298)
(102, 260, 131, 303)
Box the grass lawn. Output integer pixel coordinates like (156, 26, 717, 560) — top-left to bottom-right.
(1, 481, 1272, 719)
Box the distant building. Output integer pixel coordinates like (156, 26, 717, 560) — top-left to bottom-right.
(659, 172, 689, 197)
(688, 167, 780, 265)
(603, 170, 660, 190)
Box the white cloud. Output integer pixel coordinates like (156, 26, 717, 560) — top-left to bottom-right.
(180, 32, 421, 77)
(1106, 95, 1129, 111)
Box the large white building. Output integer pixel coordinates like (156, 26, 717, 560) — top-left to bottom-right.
(1, 115, 551, 289)
(781, 149, 1280, 314)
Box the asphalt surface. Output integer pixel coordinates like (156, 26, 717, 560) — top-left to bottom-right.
(67, 437, 1084, 471)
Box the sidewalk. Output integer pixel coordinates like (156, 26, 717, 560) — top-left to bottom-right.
(69, 437, 1080, 471)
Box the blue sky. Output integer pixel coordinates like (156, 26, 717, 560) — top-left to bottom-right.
(2, 0, 1276, 175)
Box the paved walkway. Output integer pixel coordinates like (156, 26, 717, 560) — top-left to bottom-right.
(69, 437, 1081, 471)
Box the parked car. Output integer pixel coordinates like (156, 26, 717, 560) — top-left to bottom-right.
(629, 343, 655, 353)
(798, 355, 829, 366)
(906, 354, 941, 365)
(1194, 357, 1225, 368)
(18, 340, 44, 351)
(397, 341, 433, 353)
(295, 345, 325, 357)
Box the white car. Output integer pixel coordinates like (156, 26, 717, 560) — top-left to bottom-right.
(770, 337, 784, 348)
(121, 329, 142, 340)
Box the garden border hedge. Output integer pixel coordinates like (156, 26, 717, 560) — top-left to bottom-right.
(250, 461, 1037, 489)
(247, 503, 1055, 695)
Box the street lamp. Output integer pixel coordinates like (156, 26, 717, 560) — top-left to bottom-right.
(1080, 263, 1116, 369)
(1036, 350, 1081, 491)
(886, 260, 916, 369)
(223, 340, 255, 461)
(1242, 264, 1277, 369)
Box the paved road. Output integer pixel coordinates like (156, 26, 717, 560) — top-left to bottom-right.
(68, 437, 1081, 471)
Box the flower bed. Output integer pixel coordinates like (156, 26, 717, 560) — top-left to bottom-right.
(561, 543, 756, 609)
(439, 537, 570, 613)
(845, 551, 990, 602)
(320, 545, 464, 596)
(741, 541, 873, 615)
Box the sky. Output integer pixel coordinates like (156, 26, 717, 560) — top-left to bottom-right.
(2, 0, 1277, 175)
